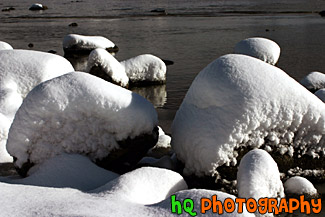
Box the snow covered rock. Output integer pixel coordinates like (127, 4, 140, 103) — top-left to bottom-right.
(237, 149, 284, 217)
(284, 176, 318, 198)
(0, 50, 74, 163)
(155, 189, 255, 217)
(172, 54, 325, 178)
(234, 37, 281, 65)
(121, 54, 167, 85)
(300, 71, 325, 92)
(86, 48, 129, 87)
(92, 167, 187, 205)
(29, 3, 47, 11)
(0, 41, 13, 50)
(2, 154, 119, 191)
(6, 72, 158, 176)
(237, 149, 284, 199)
(315, 89, 325, 102)
(63, 34, 118, 55)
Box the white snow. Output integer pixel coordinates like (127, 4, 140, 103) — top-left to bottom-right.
(0, 50, 74, 163)
(156, 189, 255, 217)
(284, 176, 317, 196)
(300, 71, 325, 92)
(86, 48, 129, 87)
(315, 89, 325, 102)
(121, 54, 167, 84)
(1, 154, 119, 191)
(92, 167, 187, 205)
(0, 41, 13, 50)
(237, 149, 284, 199)
(171, 54, 325, 177)
(6, 72, 158, 169)
(156, 126, 172, 149)
(234, 37, 281, 65)
(63, 34, 116, 51)
(0, 167, 187, 217)
(237, 149, 284, 217)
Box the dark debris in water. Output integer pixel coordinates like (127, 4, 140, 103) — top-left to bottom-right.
(68, 22, 78, 27)
(2, 7, 15, 12)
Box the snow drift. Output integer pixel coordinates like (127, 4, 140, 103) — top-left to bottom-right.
(6, 72, 158, 174)
(172, 54, 325, 177)
(0, 50, 74, 162)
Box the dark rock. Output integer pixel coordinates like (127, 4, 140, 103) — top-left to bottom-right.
(48, 50, 57, 54)
(0, 162, 18, 177)
(161, 59, 174, 65)
(2, 7, 15, 12)
(29, 4, 48, 11)
(96, 126, 159, 174)
(265, 29, 270, 32)
(64, 45, 119, 56)
(28, 43, 34, 48)
(68, 22, 78, 27)
(151, 8, 166, 13)
(14, 127, 159, 177)
(319, 11, 325, 17)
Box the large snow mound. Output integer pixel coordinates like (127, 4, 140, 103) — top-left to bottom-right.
(300, 71, 325, 92)
(155, 189, 255, 217)
(172, 54, 325, 176)
(284, 176, 317, 196)
(0, 50, 74, 163)
(121, 54, 167, 84)
(315, 89, 325, 102)
(0, 41, 13, 50)
(63, 34, 116, 52)
(6, 72, 158, 169)
(2, 154, 119, 191)
(234, 37, 280, 65)
(92, 167, 187, 205)
(86, 48, 129, 87)
(237, 149, 284, 199)
(0, 167, 188, 217)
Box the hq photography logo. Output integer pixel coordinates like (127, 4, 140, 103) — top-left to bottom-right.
(170, 194, 322, 216)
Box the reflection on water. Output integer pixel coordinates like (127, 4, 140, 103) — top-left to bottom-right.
(65, 54, 89, 72)
(131, 85, 167, 108)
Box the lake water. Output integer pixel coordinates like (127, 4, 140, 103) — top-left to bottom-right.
(0, 0, 324, 215)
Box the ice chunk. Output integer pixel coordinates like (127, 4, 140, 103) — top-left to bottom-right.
(234, 37, 280, 65)
(0, 50, 74, 162)
(6, 72, 158, 172)
(172, 54, 325, 177)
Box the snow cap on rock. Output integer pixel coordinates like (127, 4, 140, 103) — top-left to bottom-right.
(7, 72, 158, 169)
(172, 54, 325, 177)
(234, 37, 280, 65)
